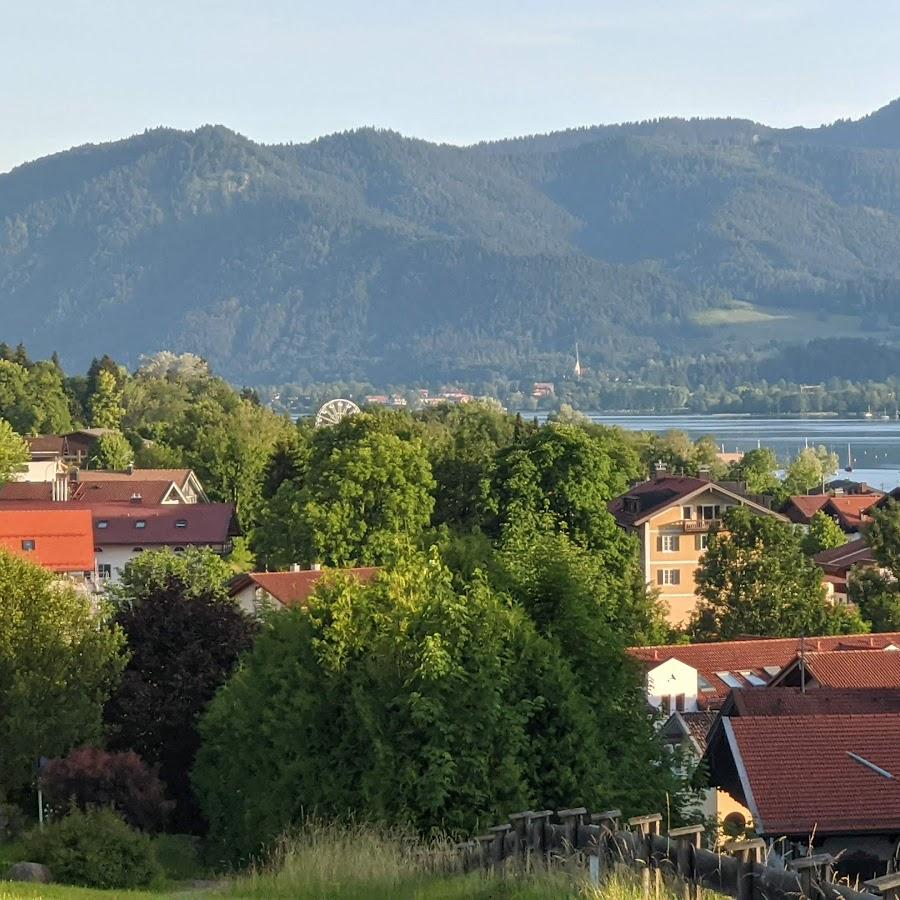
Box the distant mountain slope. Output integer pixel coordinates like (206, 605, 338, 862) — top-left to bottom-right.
(5, 100, 900, 384)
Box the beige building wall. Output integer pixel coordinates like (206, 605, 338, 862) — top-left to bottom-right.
(637, 486, 745, 627)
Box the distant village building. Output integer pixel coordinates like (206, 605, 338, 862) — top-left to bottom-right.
(229, 565, 379, 615)
(608, 468, 785, 625)
(531, 382, 555, 399)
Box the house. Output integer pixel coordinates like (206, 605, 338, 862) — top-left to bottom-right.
(0, 508, 96, 584)
(609, 470, 786, 625)
(0, 468, 208, 505)
(627, 632, 900, 712)
(769, 646, 900, 690)
(532, 382, 556, 399)
(781, 494, 880, 534)
(704, 704, 900, 878)
(813, 538, 878, 603)
(22, 430, 116, 469)
(228, 565, 379, 615)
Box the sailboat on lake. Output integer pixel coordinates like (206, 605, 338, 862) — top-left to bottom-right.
(845, 442, 853, 473)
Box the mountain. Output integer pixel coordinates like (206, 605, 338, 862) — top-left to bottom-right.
(5, 100, 900, 385)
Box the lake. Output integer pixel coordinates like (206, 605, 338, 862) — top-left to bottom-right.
(584, 415, 900, 492)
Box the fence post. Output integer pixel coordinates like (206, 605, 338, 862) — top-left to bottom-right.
(788, 853, 833, 899)
(725, 839, 765, 900)
(489, 824, 511, 875)
(475, 834, 494, 873)
(630, 813, 663, 899)
(864, 873, 900, 900)
(558, 807, 588, 852)
(529, 810, 554, 870)
(509, 811, 533, 873)
(669, 824, 705, 900)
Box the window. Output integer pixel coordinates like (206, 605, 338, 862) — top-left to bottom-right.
(135, 520, 146, 529)
(173, 546, 185, 553)
(715, 671, 744, 688)
(624, 496, 640, 514)
(763, 665, 783, 677)
(21, 539, 35, 552)
(132, 547, 144, 553)
(175, 519, 187, 529)
(656, 569, 680, 586)
(739, 670, 768, 687)
(695, 534, 710, 551)
(98, 564, 112, 579)
(660, 534, 680, 553)
(682, 506, 693, 520)
(700, 505, 722, 521)
(97, 520, 109, 529)
(697, 674, 716, 693)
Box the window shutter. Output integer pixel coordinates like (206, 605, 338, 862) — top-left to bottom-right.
(672, 570, 681, 585)
(672, 536, 680, 552)
(656, 570, 664, 585)
(695, 534, 702, 551)
(656, 536, 663, 552)
(676, 693, 685, 712)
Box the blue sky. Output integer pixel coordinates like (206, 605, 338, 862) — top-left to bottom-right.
(3, 0, 900, 172)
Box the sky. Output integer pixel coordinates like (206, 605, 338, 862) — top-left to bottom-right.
(3, 0, 900, 173)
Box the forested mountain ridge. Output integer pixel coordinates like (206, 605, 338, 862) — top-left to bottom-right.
(5, 99, 900, 385)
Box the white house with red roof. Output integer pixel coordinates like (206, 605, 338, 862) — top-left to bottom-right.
(228, 565, 380, 614)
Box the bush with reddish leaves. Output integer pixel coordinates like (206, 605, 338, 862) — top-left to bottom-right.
(41, 746, 172, 832)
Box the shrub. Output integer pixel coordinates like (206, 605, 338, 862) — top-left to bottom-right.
(22, 807, 162, 889)
(41, 746, 173, 832)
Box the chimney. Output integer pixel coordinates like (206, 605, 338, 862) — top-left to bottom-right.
(290, 563, 302, 572)
(69, 467, 80, 483)
(653, 460, 667, 478)
(52, 472, 69, 502)
(698, 465, 711, 482)
(127, 463, 135, 475)
(130, 493, 142, 504)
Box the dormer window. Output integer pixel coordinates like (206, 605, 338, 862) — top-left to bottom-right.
(97, 520, 109, 529)
(135, 520, 146, 529)
(21, 539, 35, 552)
(624, 496, 641, 514)
(175, 519, 187, 529)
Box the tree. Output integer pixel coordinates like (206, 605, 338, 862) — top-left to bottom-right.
(727, 447, 779, 496)
(41, 746, 172, 831)
(0, 550, 126, 794)
(88, 431, 134, 471)
(257, 413, 435, 568)
(779, 446, 838, 499)
(848, 501, 900, 630)
(193, 551, 684, 863)
(104, 567, 257, 831)
(801, 510, 847, 556)
(108, 546, 234, 605)
(0, 419, 28, 485)
(88, 370, 125, 429)
(691, 507, 866, 640)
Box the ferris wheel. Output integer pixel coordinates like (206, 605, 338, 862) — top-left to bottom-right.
(315, 398, 361, 428)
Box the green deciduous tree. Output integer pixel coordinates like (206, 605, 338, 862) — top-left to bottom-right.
(108, 547, 233, 605)
(779, 446, 838, 500)
(801, 510, 847, 556)
(104, 559, 257, 831)
(727, 447, 780, 496)
(88, 431, 134, 471)
(0, 419, 28, 485)
(193, 550, 687, 863)
(88, 370, 125, 430)
(0, 550, 126, 794)
(848, 501, 900, 630)
(257, 413, 435, 568)
(691, 507, 866, 640)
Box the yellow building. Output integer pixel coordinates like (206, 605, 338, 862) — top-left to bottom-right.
(609, 470, 786, 626)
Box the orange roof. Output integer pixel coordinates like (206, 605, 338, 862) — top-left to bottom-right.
(629, 632, 900, 704)
(229, 567, 380, 608)
(722, 714, 900, 835)
(824, 495, 880, 531)
(0, 509, 94, 573)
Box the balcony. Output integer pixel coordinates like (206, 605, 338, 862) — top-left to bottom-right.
(683, 518, 721, 533)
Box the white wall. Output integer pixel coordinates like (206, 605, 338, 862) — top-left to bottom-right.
(646, 658, 699, 713)
(16, 460, 64, 483)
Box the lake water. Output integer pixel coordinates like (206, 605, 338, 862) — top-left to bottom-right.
(585, 415, 900, 492)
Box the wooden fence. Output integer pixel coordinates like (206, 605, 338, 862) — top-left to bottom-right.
(455, 808, 900, 900)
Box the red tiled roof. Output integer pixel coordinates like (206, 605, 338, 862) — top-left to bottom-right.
(628, 633, 900, 704)
(229, 567, 380, 608)
(780, 495, 829, 525)
(799, 649, 900, 689)
(726, 687, 900, 717)
(824, 495, 880, 531)
(0, 509, 94, 572)
(0, 480, 175, 505)
(727, 714, 900, 835)
(813, 537, 875, 574)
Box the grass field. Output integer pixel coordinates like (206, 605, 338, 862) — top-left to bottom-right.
(0, 821, 648, 900)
